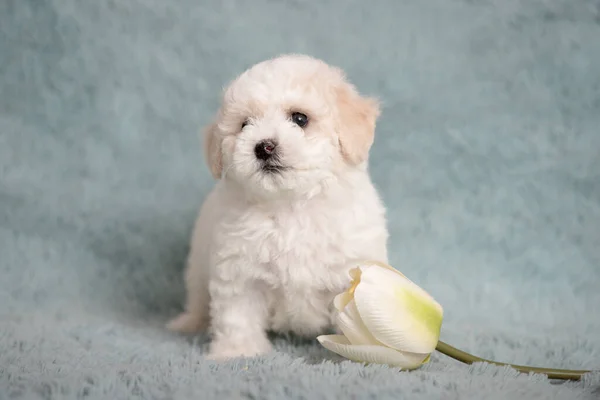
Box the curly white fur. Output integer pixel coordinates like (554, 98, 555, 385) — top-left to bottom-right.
(167, 54, 389, 360)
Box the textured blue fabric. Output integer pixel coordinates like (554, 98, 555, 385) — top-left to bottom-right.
(1, 0, 599, 399)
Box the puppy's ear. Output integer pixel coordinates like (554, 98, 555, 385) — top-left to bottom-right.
(335, 85, 380, 166)
(203, 121, 223, 179)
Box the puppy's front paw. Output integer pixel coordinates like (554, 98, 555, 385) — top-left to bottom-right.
(206, 336, 273, 361)
(166, 312, 207, 334)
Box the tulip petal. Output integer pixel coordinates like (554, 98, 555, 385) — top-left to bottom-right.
(353, 265, 443, 354)
(316, 334, 429, 370)
(361, 261, 409, 280)
(336, 300, 379, 345)
(333, 290, 353, 312)
(334, 267, 363, 311)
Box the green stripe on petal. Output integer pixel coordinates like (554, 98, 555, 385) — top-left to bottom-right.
(395, 283, 443, 345)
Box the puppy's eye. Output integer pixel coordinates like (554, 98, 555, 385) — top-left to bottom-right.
(241, 120, 249, 130)
(290, 112, 309, 128)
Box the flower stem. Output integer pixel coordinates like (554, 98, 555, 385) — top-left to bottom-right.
(435, 340, 591, 381)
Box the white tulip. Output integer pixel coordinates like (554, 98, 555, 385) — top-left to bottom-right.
(317, 261, 443, 370)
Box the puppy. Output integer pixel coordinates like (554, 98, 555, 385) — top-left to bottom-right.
(167, 54, 389, 360)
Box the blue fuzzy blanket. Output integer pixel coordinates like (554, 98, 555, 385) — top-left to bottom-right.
(1, 0, 599, 399)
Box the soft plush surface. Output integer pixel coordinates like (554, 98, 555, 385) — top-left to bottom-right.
(1, 0, 599, 399)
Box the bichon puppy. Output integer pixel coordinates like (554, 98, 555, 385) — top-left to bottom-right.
(167, 54, 389, 360)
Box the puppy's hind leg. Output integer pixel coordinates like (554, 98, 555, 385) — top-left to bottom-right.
(167, 252, 210, 334)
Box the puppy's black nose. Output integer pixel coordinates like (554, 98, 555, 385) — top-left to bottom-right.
(254, 140, 277, 161)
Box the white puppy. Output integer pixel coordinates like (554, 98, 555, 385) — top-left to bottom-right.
(167, 54, 389, 360)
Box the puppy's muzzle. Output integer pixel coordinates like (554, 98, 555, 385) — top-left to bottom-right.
(254, 140, 278, 161)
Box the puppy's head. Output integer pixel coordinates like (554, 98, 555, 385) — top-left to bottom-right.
(204, 54, 380, 199)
